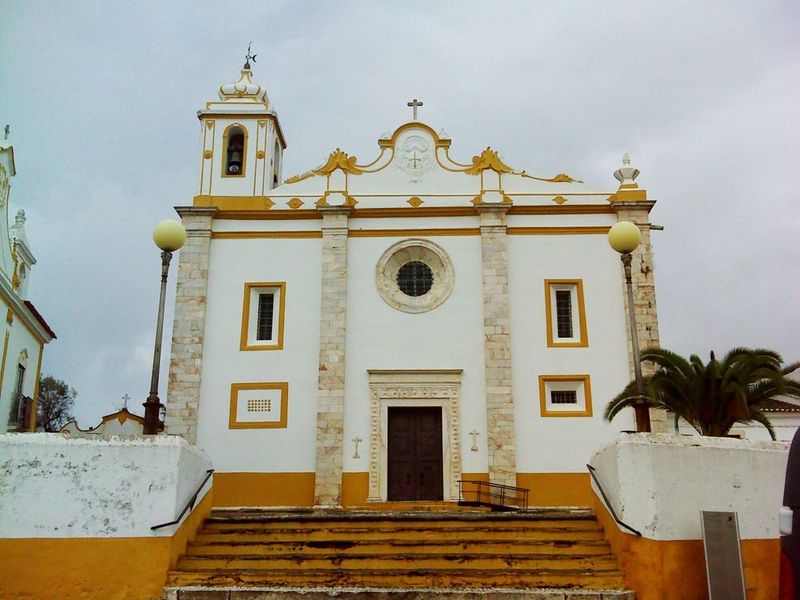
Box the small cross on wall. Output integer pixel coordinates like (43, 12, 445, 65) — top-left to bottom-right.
(407, 98, 423, 121)
(352, 436, 363, 459)
(469, 429, 480, 452)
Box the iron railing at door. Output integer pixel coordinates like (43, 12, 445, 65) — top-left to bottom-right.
(457, 479, 529, 511)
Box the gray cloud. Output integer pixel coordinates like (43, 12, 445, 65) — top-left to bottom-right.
(1, 0, 797, 426)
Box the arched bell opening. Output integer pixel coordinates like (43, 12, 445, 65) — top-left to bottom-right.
(222, 124, 247, 177)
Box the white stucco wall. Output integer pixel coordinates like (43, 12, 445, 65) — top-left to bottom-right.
(671, 413, 800, 442)
(197, 236, 322, 473)
(0, 433, 212, 538)
(345, 234, 487, 474)
(0, 312, 43, 433)
(590, 433, 789, 540)
(508, 228, 635, 473)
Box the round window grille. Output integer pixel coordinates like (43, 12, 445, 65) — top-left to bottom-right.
(396, 261, 434, 297)
(375, 239, 454, 313)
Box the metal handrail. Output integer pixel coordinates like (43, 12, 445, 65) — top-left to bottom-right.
(457, 479, 529, 511)
(586, 464, 641, 537)
(151, 469, 214, 531)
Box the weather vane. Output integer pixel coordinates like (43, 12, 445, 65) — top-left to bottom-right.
(244, 42, 257, 69)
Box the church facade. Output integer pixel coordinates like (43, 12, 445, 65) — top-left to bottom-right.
(0, 130, 56, 433)
(164, 65, 660, 508)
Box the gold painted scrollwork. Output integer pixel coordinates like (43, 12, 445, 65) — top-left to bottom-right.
(464, 148, 515, 175)
(314, 148, 365, 176)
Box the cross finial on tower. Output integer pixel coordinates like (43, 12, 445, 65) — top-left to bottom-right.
(407, 98, 423, 121)
(244, 42, 257, 70)
(3, 125, 9, 140)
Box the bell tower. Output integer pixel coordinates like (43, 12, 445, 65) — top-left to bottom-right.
(196, 49, 287, 198)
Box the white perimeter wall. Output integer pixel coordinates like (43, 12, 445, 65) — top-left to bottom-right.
(0, 433, 211, 538)
(590, 433, 789, 540)
(508, 226, 635, 473)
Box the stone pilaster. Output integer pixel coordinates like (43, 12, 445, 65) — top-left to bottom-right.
(314, 206, 351, 507)
(164, 206, 216, 443)
(612, 199, 665, 432)
(478, 204, 517, 486)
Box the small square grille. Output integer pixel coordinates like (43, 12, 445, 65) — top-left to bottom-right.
(551, 390, 578, 404)
(555, 289, 573, 338)
(247, 398, 272, 413)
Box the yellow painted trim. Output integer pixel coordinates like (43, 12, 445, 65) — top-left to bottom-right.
(0, 288, 51, 344)
(593, 493, 777, 600)
(516, 473, 592, 507)
(544, 279, 589, 348)
(216, 209, 321, 220)
(220, 123, 248, 179)
(194, 195, 274, 211)
(0, 490, 213, 600)
(199, 112, 287, 149)
(342, 472, 369, 507)
(0, 331, 9, 405)
(508, 226, 610, 235)
(239, 282, 286, 350)
(29, 342, 43, 431)
(378, 121, 451, 149)
(213, 472, 314, 506)
(507, 205, 614, 215)
(538, 374, 593, 417)
(229, 381, 288, 429)
(349, 228, 480, 238)
(213, 231, 321, 240)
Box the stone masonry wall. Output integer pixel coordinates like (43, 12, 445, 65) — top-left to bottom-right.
(613, 202, 665, 432)
(314, 207, 351, 506)
(478, 205, 517, 486)
(165, 207, 216, 443)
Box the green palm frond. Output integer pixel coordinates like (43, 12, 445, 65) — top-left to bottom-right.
(604, 346, 798, 438)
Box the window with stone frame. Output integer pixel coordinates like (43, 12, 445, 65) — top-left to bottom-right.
(240, 282, 286, 351)
(544, 280, 588, 347)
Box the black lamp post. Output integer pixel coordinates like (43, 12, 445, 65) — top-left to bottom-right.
(143, 219, 187, 435)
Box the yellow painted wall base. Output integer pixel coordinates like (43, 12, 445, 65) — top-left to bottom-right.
(594, 494, 779, 600)
(516, 472, 593, 507)
(213, 472, 315, 507)
(342, 472, 369, 507)
(0, 490, 213, 600)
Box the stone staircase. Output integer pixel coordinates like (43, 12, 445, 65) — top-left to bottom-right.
(163, 508, 633, 599)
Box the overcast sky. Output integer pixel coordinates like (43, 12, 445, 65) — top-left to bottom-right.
(1, 1, 798, 427)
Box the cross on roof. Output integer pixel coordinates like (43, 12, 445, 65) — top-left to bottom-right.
(407, 98, 423, 121)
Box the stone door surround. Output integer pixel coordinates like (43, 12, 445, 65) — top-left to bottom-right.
(367, 369, 462, 502)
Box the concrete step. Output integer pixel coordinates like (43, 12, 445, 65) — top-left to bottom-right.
(194, 526, 605, 543)
(187, 539, 612, 556)
(176, 553, 620, 571)
(164, 588, 635, 600)
(165, 567, 626, 589)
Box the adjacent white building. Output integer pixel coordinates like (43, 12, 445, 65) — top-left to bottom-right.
(0, 128, 56, 433)
(165, 64, 661, 508)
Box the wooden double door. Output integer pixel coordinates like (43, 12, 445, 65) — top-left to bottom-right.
(387, 406, 444, 501)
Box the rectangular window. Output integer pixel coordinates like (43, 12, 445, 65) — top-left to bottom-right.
(240, 282, 286, 351)
(539, 374, 592, 417)
(255, 293, 275, 341)
(9, 365, 25, 425)
(544, 279, 588, 347)
(555, 290, 573, 338)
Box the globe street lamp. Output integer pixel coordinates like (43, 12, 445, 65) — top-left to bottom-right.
(608, 221, 651, 433)
(143, 219, 187, 435)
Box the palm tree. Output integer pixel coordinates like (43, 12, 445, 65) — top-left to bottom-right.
(604, 347, 800, 440)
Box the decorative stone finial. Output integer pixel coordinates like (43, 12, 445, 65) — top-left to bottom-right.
(613, 153, 640, 186)
(14, 210, 25, 227)
(218, 66, 268, 104)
